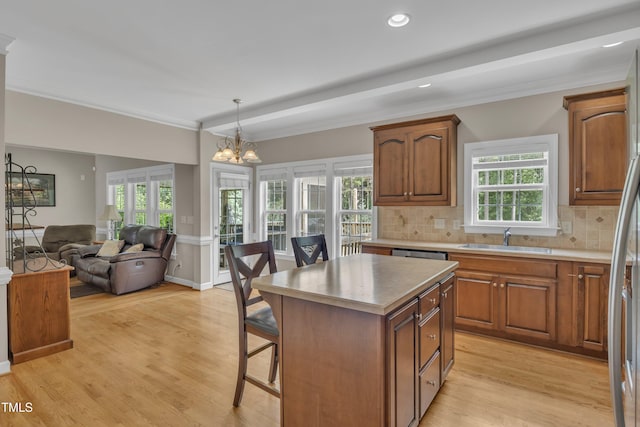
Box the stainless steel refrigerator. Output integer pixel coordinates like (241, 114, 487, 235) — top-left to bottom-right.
(610, 46, 640, 427)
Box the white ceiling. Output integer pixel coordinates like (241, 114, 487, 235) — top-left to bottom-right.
(1, 1, 640, 142)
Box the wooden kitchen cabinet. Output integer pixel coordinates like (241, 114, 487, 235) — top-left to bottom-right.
(371, 115, 460, 206)
(387, 274, 455, 426)
(450, 254, 558, 344)
(361, 244, 392, 256)
(571, 262, 610, 353)
(563, 88, 627, 205)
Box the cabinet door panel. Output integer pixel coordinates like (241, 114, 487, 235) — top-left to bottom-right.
(387, 299, 418, 427)
(574, 263, 609, 352)
(576, 108, 626, 193)
(455, 272, 498, 330)
(411, 131, 445, 199)
(502, 276, 556, 341)
(440, 277, 455, 383)
(374, 131, 407, 204)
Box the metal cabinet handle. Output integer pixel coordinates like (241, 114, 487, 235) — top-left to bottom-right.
(500, 283, 505, 288)
(493, 282, 497, 287)
(428, 334, 437, 340)
(576, 187, 581, 192)
(409, 192, 413, 196)
(426, 380, 437, 387)
(428, 298, 437, 304)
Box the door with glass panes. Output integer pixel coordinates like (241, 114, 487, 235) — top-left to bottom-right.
(212, 165, 253, 285)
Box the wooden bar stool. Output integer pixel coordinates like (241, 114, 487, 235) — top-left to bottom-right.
(225, 241, 280, 406)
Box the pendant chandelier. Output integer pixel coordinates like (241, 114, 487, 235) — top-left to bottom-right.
(212, 98, 261, 164)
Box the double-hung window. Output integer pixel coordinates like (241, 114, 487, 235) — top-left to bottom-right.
(294, 164, 327, 237)
(334, 160, 373, 256)
(464, 134, 558, 236)
(107, 164, 176, 233)
(263, 173, 288, 253)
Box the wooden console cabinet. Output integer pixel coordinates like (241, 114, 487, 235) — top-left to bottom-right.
(9, 263, 74, 364)
(371, 115, 460, 206)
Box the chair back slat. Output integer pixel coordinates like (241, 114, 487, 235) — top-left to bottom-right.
(225, 241, 278, 315)
(291, 234, 329, 267)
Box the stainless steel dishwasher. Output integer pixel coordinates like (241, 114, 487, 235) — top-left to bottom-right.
(391, 248, 448, 260)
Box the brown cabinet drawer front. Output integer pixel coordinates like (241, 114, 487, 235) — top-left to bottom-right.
(361, 245, 392, 256)
(419, 285, 440, 317)
(419, 351, 441, 418)
(450, 254, 557, 279)
(419, 309, 440, 368)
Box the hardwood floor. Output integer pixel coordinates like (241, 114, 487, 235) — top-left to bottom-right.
(0, 282, 613, 426)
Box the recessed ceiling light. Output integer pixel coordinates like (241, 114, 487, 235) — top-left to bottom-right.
(418, 83, 432, 88)
(602, 41, 624, 48)
(387, 13, 410, 28)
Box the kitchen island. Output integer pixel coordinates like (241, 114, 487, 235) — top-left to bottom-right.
(253, 253, 458, 427)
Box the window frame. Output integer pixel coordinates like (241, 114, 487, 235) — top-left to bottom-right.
(106, 164, 176, 233)
(463, 134, 558, 236)
(257, 154, 375, 259)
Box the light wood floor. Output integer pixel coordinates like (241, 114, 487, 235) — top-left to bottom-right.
(0, 282, 613, 426)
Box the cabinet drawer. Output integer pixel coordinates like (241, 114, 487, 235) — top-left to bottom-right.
(419, 308, 440, 368)
(419, 351, 441, 418)
(419, 285, 440, 317)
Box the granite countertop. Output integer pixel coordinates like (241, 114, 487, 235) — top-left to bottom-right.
(253, 253, 458, 316)
(364, 239, 613, 264)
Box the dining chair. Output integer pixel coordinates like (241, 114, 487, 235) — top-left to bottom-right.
(291, 234, 329, 267)
(225, 241, 280, 406)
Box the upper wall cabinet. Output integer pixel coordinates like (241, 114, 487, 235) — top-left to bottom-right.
(563, 88, 627, 206)
(371, 115, 460, 206)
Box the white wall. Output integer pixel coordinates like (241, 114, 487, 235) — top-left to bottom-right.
(7, 145, 96, 225)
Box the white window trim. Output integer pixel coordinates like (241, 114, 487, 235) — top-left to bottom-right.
(463, 134, 558, 237)
(257, 154, 375, 258)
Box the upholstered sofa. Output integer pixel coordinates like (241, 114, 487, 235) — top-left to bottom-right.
(74, 225, 176, 295)
(14, 224, 96, 271)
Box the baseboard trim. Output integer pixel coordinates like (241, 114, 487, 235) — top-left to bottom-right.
(0, 360, 11, 375)
(164, 276, 213, 291)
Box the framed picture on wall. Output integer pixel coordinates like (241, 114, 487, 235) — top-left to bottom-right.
(6, 172, 56, 207)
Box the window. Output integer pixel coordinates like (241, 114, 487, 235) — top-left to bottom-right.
(297, 175, 326, 237)
(257, 155, 374, 258)
(264, 178, 287, 252)
(335, 161, 373, 256)
(464, 134, 558, 236)
(107, 164, 175, 233)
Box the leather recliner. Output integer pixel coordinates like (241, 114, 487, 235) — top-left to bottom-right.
(13, 224, 96, 273)
(75, 225, 176, 295)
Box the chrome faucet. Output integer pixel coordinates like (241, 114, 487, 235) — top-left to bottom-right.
(503, 227, 512, 246)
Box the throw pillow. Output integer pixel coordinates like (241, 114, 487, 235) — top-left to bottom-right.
(124, 243, 144, 253)
(96, 240, 125, 257)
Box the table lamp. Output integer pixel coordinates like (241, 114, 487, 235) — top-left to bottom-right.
(99, 204, 121, 240)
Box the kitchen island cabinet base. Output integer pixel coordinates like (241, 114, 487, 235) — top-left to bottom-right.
(265, 293, 386, 426)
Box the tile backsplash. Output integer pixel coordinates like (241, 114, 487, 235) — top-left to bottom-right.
(378, 205, 618, 252)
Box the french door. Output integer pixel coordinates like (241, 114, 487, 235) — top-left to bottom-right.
(212, 164, 253, 285)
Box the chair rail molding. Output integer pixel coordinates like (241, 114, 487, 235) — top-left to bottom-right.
(0, 266, 14, 374)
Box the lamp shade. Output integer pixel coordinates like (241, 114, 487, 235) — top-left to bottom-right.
(99, 204, 121, 221)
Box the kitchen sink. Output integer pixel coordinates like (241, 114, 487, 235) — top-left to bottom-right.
(459, 243, 552, 254)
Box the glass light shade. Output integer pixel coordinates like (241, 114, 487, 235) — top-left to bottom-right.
(228, 156, 244, 164)
(242, 149, 258, 160)
(212, 150, 226, 161)
(221, 147, 234, 159)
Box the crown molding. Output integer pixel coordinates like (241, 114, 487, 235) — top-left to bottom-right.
(0, 33, 15, 55)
